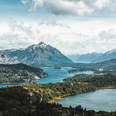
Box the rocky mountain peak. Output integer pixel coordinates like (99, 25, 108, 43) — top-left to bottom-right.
(2, 42, 72, 67)
(38, 42, 47, 48)
(28, 42, 48, 51)
(38, 42, 47, 46)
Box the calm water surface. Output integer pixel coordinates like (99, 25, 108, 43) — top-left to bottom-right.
(0, 84, 17, 88)
(0, 68, 116, 112)
(56, 89, 116, 112)
(36, 67, 93, 84)
(0, 67, 93, 87)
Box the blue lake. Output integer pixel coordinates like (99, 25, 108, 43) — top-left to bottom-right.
(36, 67, 93, 84)
(56, 89, 116, 112)
(0, 67, 93, 87)
(0, 68, 116, 112)
(0, 84, 17, 88)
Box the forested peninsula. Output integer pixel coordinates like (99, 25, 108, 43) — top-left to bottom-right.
(1, 73, 116, 116)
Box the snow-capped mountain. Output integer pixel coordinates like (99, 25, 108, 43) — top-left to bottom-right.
(3, 42, 72, 67)
(0, 52, 19, 64)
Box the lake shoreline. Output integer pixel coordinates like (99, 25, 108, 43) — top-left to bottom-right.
(54, 86, 116, 102)
(56, 89, 116, 112)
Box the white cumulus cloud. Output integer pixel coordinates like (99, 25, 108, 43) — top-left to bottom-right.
(21, 0, 116, 15)
(1, 18, 116, 54)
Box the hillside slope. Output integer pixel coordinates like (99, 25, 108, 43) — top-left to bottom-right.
(3, 42, 72, 67)
(0, 63, 47, 84)
(68, 49, 116, 63)
(92, 49, 116, 63)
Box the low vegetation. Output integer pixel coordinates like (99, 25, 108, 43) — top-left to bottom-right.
(0, 63, 47, 84)
(1, 72, 116, 115)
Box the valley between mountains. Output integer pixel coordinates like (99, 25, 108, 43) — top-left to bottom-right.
(1, 42, 116, 116)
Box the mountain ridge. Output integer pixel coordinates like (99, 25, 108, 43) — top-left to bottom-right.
(2, 42, 73, 67)
(68, 49, 116, 63)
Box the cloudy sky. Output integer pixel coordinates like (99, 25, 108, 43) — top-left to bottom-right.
(0, 0, 116, 55)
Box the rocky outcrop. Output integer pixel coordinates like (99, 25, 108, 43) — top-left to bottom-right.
(0, 51, 19, 64)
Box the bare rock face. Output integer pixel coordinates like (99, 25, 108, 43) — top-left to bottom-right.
(3, 42, 72, 67)
(0, 51, 19, 64)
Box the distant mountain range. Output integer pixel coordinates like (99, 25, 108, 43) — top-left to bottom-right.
(2, 41, 116, 66)
(67, 59, 116, 73)
(92, 49, 116, 63)
(68, 49, 116, 63)
(68, 53, 102, 63)
(2, 42, 72, 67)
